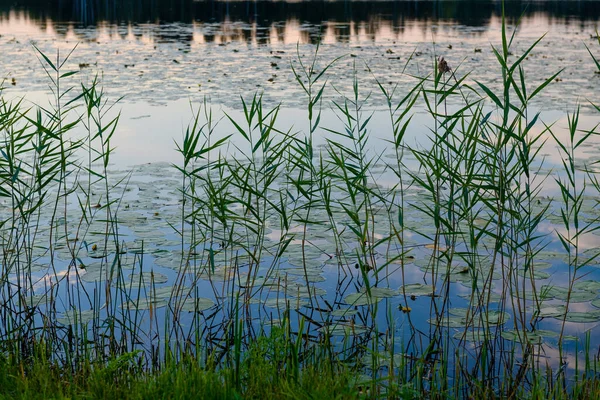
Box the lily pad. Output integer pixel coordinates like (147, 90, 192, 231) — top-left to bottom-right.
(263, 297, 310, 309)
(531, 305, 567, 318)
(453, 329, 491, 342)
(500, 329, 576, 343)
(428, 316, 466, 328)
(121, 297, 168, 310)
(562, 310, 600, 323)
(540, 286, 596, 302)
(178, 297, 215, 312)
(361, 353, 406, 369)
(330, 308, 359, 317)
(58, 309, 95, 325)
(344, 292, 382, 306)
(484, 310, 510, 325)
(573, 280, 600, 292)
(284, 284, 326, 298)
(318, 324, 368, 336)
(127, 271, 169, 287)
(361, 286, 398, 298)
(399, 283, 434, 297)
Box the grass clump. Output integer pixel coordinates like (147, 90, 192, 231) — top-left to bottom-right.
(0, 333, 379, 400)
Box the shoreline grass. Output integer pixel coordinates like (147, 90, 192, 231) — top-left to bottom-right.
(1, 339, 599, 399)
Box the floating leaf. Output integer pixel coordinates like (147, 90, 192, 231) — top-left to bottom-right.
(318, 324, 368, 336)
(127, 272, 169, 287)
(562, 310, 600, 323)
(428, 316, 465, 328)
(361, 353, 406, 369)
(179, 297, 215, 312)
(540, 285, 596, 302)
(361, 286, 398, 298)
(485, 310, 510, 325)
(344, 292, 381, 306)
(122, 297, 168, 310)
(573, 280, 600, 292)
(531, 305, 567, 318)
(58, 309, 95, 325)
(453, 329, 491, 342)
(501, 329, 566, 343)
(399, 283, 434, 297)
(263, 297, 309, 309)
(330, 308, 359, 317)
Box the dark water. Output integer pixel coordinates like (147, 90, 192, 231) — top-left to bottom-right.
(3, 0, 600, 43)
(5, 0, 600, 25)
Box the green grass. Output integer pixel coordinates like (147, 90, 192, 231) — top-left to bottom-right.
(0, 344, 599, 399)
(0, 329, 399, 400)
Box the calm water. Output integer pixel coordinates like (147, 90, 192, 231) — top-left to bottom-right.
(2, 0, 600, 378)
(1, 1, 600, 164)
(4, 1, 600, 30)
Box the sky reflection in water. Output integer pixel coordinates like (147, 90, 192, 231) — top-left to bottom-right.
(1, 1, 600, 371)
(0, 2, 599, 166)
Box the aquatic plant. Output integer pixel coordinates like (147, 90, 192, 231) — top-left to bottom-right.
(1, 6, 600, 399)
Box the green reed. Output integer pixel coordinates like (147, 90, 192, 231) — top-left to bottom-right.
(1, 4, 600, 399)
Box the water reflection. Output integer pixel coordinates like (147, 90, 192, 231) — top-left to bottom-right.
(1, 1, 599, 44)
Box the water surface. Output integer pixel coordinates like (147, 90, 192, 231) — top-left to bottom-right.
(2, 0, 600, 381)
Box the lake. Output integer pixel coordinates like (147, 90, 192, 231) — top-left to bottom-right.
(1, 0, 599, 164)
(2, 1, 600, 397)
